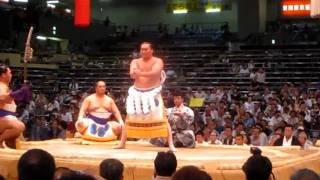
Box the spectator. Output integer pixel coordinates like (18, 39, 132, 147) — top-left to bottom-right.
(250, 126, 268, 146)
(235, 134, 246, 146)
(100, 159, 124, 180)
(239, 65, 250, 76)
(255, 68, 266, 84)
(57, 120, 67, 139)
(208, 131, 222, 145)
(172, 166, 212, 180)
(18, 149, 56, 180)
(31, 117, 50, 141)
(268, 126, 283, 146)
(242, 147, 273, 180)
(48, 120, 61, 139)
(166, 68, 177, 79)
(290, 168, 320, 180)
(60, 105, 73, 123)
(297, 131, 313, 149)
(274, 124, 301, 146)
(194, 88, 206, 99)
(59, 170, 96, 180)
(54, 167, 71, 180)
(196, 131, 208, 145)
(153, 151, 177, 180)
(220, 126, 234, 145)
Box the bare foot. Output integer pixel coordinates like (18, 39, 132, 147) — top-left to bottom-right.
(114, 144, 126, 149)
(4, 140, 17, 149)
(169, 146, 177, 152)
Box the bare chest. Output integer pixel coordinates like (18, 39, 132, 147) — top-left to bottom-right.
(137, 60, 155, 71)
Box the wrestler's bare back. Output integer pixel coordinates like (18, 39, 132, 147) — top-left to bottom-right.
(131, 57, 163, 89)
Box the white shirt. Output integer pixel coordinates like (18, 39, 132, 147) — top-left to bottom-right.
(282, 113, 290, 122)
(282, 136, 293, 147)
(249, 72, 256, 80)
(239, 68, 250, 75)
(302, 140, 313, 149)
(27, 100, 35, 113)
(244, 102, 255, 113)
(61, 112, 73, 122)
(209, 139, 223, 145)
(269, 115, 284, 129)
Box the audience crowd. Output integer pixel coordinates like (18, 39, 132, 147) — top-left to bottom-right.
(14, 79, 320, 149)
(1, 147, 318, 180)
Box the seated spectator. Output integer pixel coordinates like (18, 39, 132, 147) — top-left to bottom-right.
(18, 149, 56, 180)
(196, 131, 208, 145)
(268, 126, 283, 146)
(153, 151, 177, 180)
(172, 166, 212, 180)
(290, 168, 320, 180)
(239, 65, 250, 76)
(233, 123, 245, 137)
(208, 131, 222, 145)
(249, 69, 256, 83)
(269, 111, 284, 130)
(242, 147, 273, 180)
(297, 131, 313, 149)
(235, 134, 246, 146)
(166, 68, 177, 79)
(31, 117, 50, 141)
(274, 124, 301, 147)
(48, 120, 61, 139)
(250, 126, 268, 146)
(194, 88, 206, 99)
(100, 159, 124, 180)
(54, 167, 71, 180)
(220, 126, 234, 145)
(57, 121, 67, 139)
(255, 68, 266, 84)
(59, 170, 96, 180)
(243, 111, 255, 129)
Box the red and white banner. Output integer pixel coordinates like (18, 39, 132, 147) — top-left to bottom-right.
(282, 0, 311, 17)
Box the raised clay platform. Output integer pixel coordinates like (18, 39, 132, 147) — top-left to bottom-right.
(0, 139, 320, 180)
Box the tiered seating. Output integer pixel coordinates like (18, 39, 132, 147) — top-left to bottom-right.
(11, 67, 58, 93)
(27, 44, 320, 94)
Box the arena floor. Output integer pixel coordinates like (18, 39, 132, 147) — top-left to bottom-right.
(0, 139, 320, 180)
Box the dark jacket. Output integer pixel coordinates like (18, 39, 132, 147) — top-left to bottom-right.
(273, 136, 301, 146)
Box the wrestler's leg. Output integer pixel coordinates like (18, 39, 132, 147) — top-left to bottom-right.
(114, 124, 127, 149)
(166, 122, 177, 152)
(0, 117, 25, 148)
